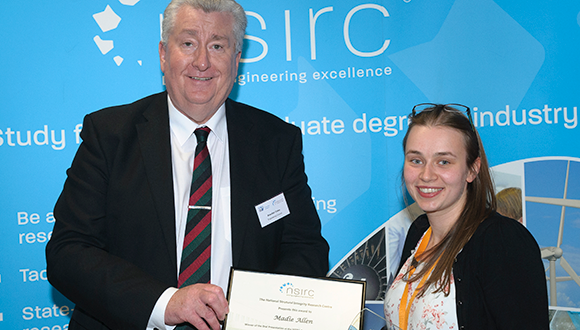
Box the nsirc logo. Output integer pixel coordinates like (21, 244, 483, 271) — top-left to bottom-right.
(279, 282, 315, 298)
(92, 0, 143, 66)
(258, 196, 283, 212)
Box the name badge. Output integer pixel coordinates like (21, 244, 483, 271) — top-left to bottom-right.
(255, 192, 290, 228)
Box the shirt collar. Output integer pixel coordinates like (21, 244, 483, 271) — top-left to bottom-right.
(168, 95, 227, 146)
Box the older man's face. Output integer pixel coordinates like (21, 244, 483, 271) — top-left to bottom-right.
(160, 6, 240, 123)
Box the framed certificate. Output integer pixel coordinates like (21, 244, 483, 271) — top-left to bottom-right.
(224, 269, 366, 330)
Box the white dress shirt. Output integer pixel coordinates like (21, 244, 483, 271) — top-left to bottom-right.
(147, 96, 232, 330)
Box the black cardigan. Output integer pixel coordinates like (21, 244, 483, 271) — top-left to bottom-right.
(393, 212, 549, 330)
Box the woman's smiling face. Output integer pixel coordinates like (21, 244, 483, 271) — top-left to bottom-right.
(404, 125, 479, 222)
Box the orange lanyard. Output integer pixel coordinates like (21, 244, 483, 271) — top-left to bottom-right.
(398, 227, 436, 330)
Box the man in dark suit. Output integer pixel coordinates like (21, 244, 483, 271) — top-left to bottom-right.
(45, 0, 329, 329)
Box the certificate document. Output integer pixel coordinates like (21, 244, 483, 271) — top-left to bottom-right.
(224, 269, 366, 330)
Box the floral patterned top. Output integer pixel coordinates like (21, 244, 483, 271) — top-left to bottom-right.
(384, 231, 458, 330)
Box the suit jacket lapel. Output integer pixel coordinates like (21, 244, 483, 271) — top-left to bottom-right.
(136, 92, 178, 269)
(226, 99, 257, 266)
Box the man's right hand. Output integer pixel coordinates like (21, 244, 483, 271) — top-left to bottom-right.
(165, 284, 229, 330)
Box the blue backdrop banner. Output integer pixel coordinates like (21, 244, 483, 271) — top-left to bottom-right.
(1, 0, 579, 329)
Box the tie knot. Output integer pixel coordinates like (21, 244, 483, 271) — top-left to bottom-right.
(194, 127, 211, 144)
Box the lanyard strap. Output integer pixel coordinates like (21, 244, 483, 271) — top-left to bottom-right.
(398, 227, 435, 330)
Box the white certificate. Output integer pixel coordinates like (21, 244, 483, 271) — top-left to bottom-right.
(224, 269, 366, 330)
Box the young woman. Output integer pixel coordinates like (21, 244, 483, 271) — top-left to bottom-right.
(383, 104, 549, 330)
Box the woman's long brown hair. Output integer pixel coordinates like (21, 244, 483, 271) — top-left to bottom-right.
(402, 105, 497, 296)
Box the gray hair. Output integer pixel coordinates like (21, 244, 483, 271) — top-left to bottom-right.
(161, 0, 247, 53)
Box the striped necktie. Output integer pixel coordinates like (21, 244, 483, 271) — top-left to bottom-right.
(178, 126, 212, 288)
